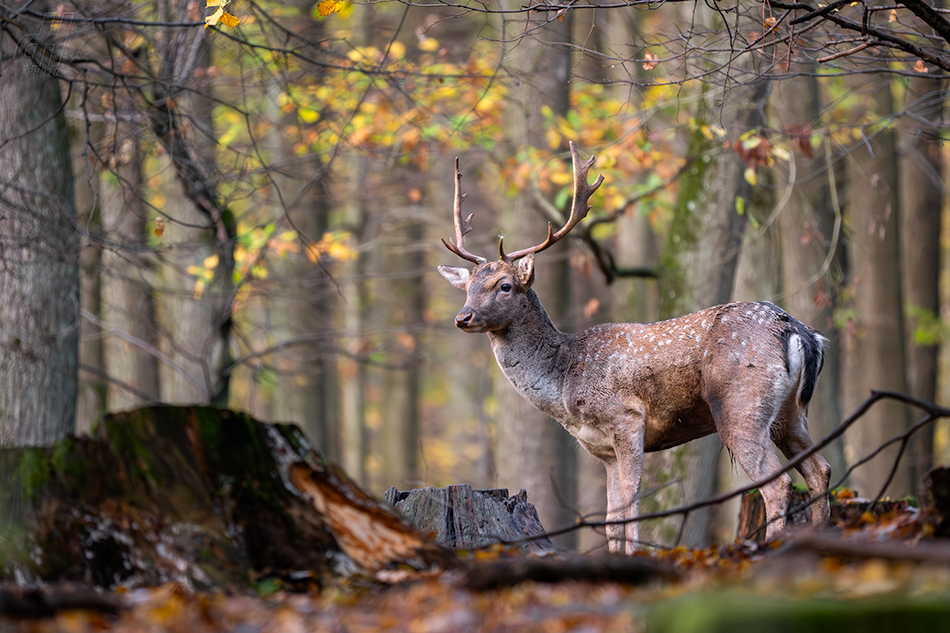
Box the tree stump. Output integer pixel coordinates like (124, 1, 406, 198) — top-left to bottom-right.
(736, 489, 813, 543)
(0, 406, 455, 590)
(925, 467, 950, 537)
(385, 485, 554, 552)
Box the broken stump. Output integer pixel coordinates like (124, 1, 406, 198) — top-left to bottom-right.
(384, 485, 554, 553)
(0, 406, 455, 590)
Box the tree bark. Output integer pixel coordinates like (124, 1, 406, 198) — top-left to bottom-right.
(267, 1, 338, 457)
(898, 73, 943, 495)
(841, 74, 912, 499)
(770, 74, 847, 481)
(494, 4, 578, 548)
(100, 120, 161, 410)
(0, 14, 79, 445)
(73, 123, 107, 434)
(378, 182, 425, 488)
(154, 28, 231, 405)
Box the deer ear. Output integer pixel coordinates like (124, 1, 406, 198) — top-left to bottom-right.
(438, 265, 470, 290)
(515, 254, 535, 288)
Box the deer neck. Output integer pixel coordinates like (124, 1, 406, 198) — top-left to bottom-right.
(487, 289, 571, 419)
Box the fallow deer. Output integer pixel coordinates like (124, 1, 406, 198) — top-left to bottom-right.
(438, 142, 831, 554)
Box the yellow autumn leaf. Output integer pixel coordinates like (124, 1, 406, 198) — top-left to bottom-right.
(327, 241, 354, 261)
(418, 36, 439, 52)
(744, 167, 757, 186)
(298, 108, 320, 123)
(206, 0, 228, 6)
(387, 41, 406, 60)
(204, 7, 224, 29)
(348, 47, 380, 63)
(317, 0, 346, 17)
(203, 254, 220, 269)
(305, 243, 321, 263)
(219, 12, 239, 29)
(771, 146, 790, 162)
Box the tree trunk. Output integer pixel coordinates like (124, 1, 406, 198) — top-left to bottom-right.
(73, 123, 107, 434)
(100, 121, 161, 410)
(339, 153, 370, 485)
(841, 74, 912, 499)
(494, 4, 578, 548)
(267, 1, 338, 457)
(0, 15, 79, 445)
(658, 79, 768, 547)
(770, 74, 847, 481)
(898, 74, 943, 495)
(155, 28, 231, 405)
(378, 181, 425, 488)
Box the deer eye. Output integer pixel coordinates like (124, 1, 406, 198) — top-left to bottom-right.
(499, 282, 512, 292)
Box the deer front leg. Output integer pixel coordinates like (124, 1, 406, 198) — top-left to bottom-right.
(604, 422, 645, 555)
(604, 458, 627, 553)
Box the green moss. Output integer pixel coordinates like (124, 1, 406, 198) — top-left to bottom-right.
(658, 126, 714, 318)
(16, 448, 52, 504)
(648, 591, 950, 633)
(52, 436, 89, 484)
(104, 413, 159, 486)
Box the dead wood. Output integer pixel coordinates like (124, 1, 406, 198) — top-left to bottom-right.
(787, 532, 950, 564)
(385, 484, 554, 553)
(0, 406, 454, 590)
(461, 554, 678, 591)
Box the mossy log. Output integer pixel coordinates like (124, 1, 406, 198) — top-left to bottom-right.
(0, 406, 455, 590)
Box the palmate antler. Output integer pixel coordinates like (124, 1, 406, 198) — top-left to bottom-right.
(442, 142, 604, 265)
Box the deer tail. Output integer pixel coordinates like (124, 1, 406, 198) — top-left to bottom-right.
(786, 322, 828, 408)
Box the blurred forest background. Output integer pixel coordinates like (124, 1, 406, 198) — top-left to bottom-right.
(2, 0, 950, 550)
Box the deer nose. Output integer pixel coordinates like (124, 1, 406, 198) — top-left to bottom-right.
(455, 310, 474, 328)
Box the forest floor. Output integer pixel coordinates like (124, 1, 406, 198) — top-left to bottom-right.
(5, 493, 950, 633)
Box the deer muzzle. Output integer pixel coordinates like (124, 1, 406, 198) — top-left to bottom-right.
(455, 308, 481, 332)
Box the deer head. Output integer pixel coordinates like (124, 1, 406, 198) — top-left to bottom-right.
(438, 142, 604, 333)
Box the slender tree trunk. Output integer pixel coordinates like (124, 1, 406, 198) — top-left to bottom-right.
(266, 1, 338, 457)
(0, 16, 79, 444)
(100, 121, 161, 410)
(898, 74, 943, 494)
(154, 26, 231, 405)
(495, 4, 578, 547)
(770, 74, 847, 481)
(841, 74, 912, 498)
(339, 153, 369, 485)
(73, 123, 107, 434)
(377, 178, 425, 488)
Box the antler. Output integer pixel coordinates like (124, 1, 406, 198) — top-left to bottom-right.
(501, 141, 605, 262)
(441, 157, 489, 265)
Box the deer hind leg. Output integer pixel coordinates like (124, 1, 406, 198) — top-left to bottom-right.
(774, 412, 832, 525)
(717, 406, 792, 542)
